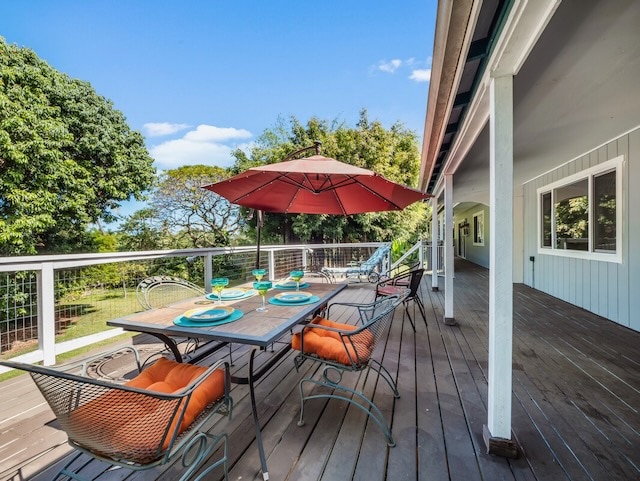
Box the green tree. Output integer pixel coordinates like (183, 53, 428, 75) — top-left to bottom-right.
(231, 110, 427, 245)
(151, 165, 242, 248)
(0, 38, 155, 254)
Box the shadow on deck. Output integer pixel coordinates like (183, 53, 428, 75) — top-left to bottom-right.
(1, 259, 639, 480)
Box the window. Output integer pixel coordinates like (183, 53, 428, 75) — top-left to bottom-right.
(537, 155, 622, 263)
(473, 211, 484, 246)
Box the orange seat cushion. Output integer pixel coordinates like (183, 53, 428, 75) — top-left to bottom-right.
(292, 317, 373, 365)
(66, 358, 225, 463)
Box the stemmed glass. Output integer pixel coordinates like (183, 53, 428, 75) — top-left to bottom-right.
(252, 269, 267, 281)
(253, 281, 272, 312)
(211, 277, 229, 305)
(290, 270, 304, 291)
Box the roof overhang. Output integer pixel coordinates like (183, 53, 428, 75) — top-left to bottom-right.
(420, 0, 563, 197)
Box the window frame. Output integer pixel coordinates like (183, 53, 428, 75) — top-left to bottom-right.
(536, 155, 623, 263)
(473, 211, 485, 246)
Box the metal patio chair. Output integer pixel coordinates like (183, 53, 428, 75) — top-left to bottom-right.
(0, 348, 232, 481)
(136, 276, 205, 310)
(375, 267, 426, 331)
(292, 295, 401, 446)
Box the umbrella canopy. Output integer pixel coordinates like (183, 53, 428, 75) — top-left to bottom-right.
(204, 155, 429, 215)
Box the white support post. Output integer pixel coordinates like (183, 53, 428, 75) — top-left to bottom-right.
(302, 248, 308, 270)
(268, 250, 276, 281)
(444, 174, 455, 325)
(204, 254, 213, 294)
(37, 263, 56, 366)
(419, 239, 424, 270)
(431, 197, 439, 291)
(484, 74, 518, 457)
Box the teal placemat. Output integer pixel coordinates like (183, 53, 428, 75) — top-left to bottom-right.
(274, 282, 310, 290)
(268, 295, 320, 306)
(173, 309, 244, 327)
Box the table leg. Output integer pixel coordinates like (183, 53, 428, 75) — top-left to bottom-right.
(248, 348, 270, 480)
(146, 333, 183, 362)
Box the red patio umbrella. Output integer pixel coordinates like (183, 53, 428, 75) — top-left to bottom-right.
(203, 146, 430, 268)
(204, 154, 429, 215)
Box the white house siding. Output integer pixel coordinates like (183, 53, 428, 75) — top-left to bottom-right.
(454, 204, 490, 269)
(522, 127, 640, 331)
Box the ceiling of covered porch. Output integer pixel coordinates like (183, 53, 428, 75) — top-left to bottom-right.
(422, 0, 640, 205)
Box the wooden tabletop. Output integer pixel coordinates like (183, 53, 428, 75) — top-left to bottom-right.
(108, 282, 347, 347)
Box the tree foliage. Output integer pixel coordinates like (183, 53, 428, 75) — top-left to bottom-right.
(151, 165, 242, 248)
(0, 37, 155, 254)
(231, 111, 427, 244)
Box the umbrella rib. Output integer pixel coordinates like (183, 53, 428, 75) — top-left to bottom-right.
(347, 176, 405, 210)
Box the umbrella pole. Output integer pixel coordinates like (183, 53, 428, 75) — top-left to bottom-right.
(255, 210, 263, 269)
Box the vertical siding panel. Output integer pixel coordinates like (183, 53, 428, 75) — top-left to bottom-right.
(598, 145, 608, 166)
(591, 261, 599, 314)
(608, 262, 618, 321)
(583, 261, 591, 311)
(575, 259, 583, 307)
(628, 129, 640, 331)
(598, 261, 608, 318)
(568, 257, 576, 304)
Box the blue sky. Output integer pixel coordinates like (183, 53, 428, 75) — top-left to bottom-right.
(1, 1, 436, 218)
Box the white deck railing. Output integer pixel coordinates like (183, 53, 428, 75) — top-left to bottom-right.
(0, 241, 444, 372)
(0, 242, 420, 373)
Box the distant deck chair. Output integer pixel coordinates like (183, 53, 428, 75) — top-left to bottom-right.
(376, 267, 426, 331)
(136, 276, 205, 310)
(292, 295, 401, 446)
(0, 348, 232, 481)
(323, 245, 391, 283)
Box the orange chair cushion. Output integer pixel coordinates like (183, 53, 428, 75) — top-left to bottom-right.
(292, 317, 373, 365)
(67, 358, 225, 462)
(125, 357, 225, 436)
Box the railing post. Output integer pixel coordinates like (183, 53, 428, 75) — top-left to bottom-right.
(418, 240, 424, 269)
(268, 250, 276, 280)
(204, 253, 213, 294)
(301, 247, 308, 270)
(37, 263, 56, 366)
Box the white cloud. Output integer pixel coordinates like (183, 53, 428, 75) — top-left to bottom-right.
(148, 124, 253, 169)
(143, 122, 190, 137)
(409, 68, 431, 82)
(378, 59, 402, 73)
(183, 125, 252, 142)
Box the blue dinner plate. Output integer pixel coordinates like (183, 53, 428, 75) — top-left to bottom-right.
(173, 309, 244, 327)
(268, 295, 320, 306)
(274, 292, 313, 303)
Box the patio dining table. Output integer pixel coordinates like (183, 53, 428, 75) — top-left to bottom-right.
(108, 281, 347, 481)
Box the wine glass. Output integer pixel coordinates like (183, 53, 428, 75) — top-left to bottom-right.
(211, 277, 229, 305)
(290, 270, 304, 291)
(252, 269, 267, 281)
(253, 281, 272, 312)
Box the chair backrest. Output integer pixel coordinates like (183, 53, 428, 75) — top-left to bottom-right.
(0, 361, 228, 468)
(136, 276, 205, 310)
(1, 360, 186, 465)
(406, 268, 425, 297)
(346, 295, 400, 366)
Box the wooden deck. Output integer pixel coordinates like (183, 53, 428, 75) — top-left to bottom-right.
(1, 259, 639, 481)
